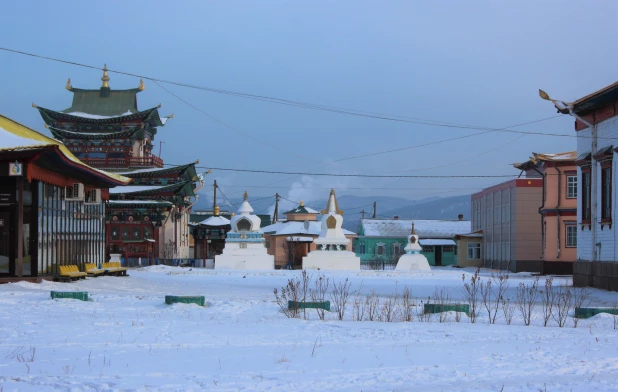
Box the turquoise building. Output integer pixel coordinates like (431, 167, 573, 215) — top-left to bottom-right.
(355, 218, 471, 267)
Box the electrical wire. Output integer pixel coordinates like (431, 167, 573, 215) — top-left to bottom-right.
(216, 186, 237, 208)
(1, 47, 611, 141)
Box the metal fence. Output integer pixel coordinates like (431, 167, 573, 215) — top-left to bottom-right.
(361, 260, 398, 271)
(121, 258, 199, 267)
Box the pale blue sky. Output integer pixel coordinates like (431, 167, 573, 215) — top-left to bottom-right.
(1, 1, 617, 204)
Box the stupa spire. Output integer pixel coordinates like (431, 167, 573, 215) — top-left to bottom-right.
(101, 64, 110, 88)
(243, 191, 249, 201)
(411, 222, 416, 235)
(321, 188, 343, 215)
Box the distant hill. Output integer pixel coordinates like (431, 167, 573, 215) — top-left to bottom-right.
(193, 191, 471, 234)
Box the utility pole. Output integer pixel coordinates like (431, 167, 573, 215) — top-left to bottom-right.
(372, 202, 376, 218)
(213, 180, 217, 211)
(273, 193, 280, 223)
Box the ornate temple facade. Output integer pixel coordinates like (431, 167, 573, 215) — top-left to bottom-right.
(34, 66, 203, 265)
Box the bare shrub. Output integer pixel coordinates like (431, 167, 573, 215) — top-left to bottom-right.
(365, 290, 380, 321)
(380, 295, 399, 322)
(300, 270, 311, 320)
(516, 276, 540, 326)
(553, 285, 572, 328)
(416, 298, 432, 322)
(462, 268, 481, 323)
(489, 270, 510, 324)
(274, 276, 302, 318)
(501, 297, 515, 325)
(401, 286, 414, 322)
(331, 278, 352, 321)
(540, 277, 557, 327)
(352, 292, 365, 322)
(433, 286, 452, 323)
(571, 287, 591, 328)
(310, 273, 330, 321)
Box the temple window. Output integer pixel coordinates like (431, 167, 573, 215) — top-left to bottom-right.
(566, 225, 577, 248)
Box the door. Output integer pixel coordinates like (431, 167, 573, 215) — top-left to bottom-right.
(0, 210, 13, 276)
(435, 246, 443, 266)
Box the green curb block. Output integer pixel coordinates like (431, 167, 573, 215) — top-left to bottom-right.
(288, 301, 331, 311)
(575, 307, 618, 319)
(165, 295, 206, 306)
(51, 291, 88, 301)
(424, 303, 470, 316)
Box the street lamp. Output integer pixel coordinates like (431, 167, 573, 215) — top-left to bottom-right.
(539, 88, 598, 262)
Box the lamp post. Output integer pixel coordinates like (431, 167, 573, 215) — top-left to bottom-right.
(539, 89, 598, 262)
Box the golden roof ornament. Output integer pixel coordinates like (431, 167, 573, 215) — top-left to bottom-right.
(214, 206, 220, 216)
(243, 191, 249, 201)
(321, 188, 343, 215)
(411, 222, 416, 235)
(299, 200, 304, 207)
(65, 78, 72, 90)
(101, 64, 110, 88)
(138, 79, 145, 91)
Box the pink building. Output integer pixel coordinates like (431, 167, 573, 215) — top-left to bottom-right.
(470, 151, 577, 273)
(514, 152, 578, 274)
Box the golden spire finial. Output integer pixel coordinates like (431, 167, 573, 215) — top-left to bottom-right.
(66, 78, 72, 90)
(411, 222, 416, 235)
(299, 200, 304, 207)
(321, 188, 343, 215)
(243, 191, 249, 201)
(214, 206, 220, 216)
(101, 64, 110, 88)
(138, 79, 145, 91)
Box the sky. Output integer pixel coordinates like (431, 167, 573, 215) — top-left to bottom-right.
(1, 1, 618, 207)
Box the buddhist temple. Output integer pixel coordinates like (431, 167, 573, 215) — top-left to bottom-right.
(34, 66, 204, 265)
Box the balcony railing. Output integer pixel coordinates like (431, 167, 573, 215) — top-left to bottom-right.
(81, 156, 164, 169)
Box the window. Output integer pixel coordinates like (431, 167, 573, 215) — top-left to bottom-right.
(602, 166, 612, 221)
(467, 243, 481, 259)
(582, 170, 591, 222)
(265, 240, 271, 249)
(376, 243, 385, 255)
(359, 242, 366, 254)
(393, 243, 401, 255)
(422, 246, 434, 253)
(110, 226, 120, 241)
(122, 227, 130, 240)
(442, 246, 454, 253)
(144, 227, 153, 239)
(566, 175, 577, 199)
(566, 225, 577, 248)
(132, 227, 142, 240)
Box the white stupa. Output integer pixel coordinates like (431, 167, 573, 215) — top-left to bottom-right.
(214, 191, 274, 270)
(302, 189, 361, 270)
(395, 223, 431, 271)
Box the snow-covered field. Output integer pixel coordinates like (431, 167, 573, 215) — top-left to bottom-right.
(1, 266, 618, 392)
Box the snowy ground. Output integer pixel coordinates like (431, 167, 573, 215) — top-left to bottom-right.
(1, 266, 618, 391)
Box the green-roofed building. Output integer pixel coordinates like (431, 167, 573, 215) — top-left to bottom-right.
(35, 66, 205, 266)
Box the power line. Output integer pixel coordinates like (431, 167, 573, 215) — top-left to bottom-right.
(216, 186, 237, 209)
(1, 47, 610, 141)
(167, 163, 518, 178)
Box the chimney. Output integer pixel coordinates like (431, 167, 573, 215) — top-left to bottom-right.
(393, 216, 399, 220)
(458, 214, 464, 221)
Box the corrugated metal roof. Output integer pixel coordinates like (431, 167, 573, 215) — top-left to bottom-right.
(360, 219, 470, 239)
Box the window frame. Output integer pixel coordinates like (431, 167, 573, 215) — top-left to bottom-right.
(467, 242, 481, 260)
(601, 164, 612, 222)
(581, 169, 591, 223)
(566, 174, 578, 199)
(565, 224, 577, 248)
